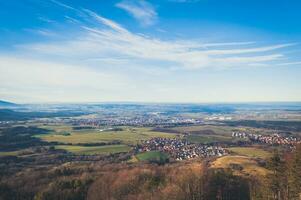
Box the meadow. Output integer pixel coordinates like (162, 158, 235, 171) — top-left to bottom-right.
(187, 134, 232, 144)
(135, 151, 169, 161)
(227, 147, 272, 159)
(168, 125, 241, 144)
(211, 155, 269, 176)
(0, 150, 21, 157)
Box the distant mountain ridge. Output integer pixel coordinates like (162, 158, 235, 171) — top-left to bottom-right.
(0, 100, 16, 106)
(0, 109, 86, 121)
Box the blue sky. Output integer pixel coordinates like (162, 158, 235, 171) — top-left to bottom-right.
(0, 0, 301, 103)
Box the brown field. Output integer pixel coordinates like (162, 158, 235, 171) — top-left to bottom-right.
(211, 155, 269, 176)
(227, 147, 272, 159)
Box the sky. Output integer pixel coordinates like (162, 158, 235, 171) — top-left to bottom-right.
(0, 0, 301, 103)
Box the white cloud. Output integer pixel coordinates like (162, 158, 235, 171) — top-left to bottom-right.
(168, 0, 200, 3)
(277, 61, 301, 66)
(50, 0, 77, 11)
(204, 44, 294, 55)
(18, 9, 294, 70)
(38, 17, 56, 23)
(2, 6, 300, 103)
(116, 0, 157, 26)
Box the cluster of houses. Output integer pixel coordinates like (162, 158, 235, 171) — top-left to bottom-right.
(232, 131, 301, 146)
(136, 137, 227, 161)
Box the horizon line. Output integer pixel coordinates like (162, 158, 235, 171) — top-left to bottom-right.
(2, 99, 301, 105)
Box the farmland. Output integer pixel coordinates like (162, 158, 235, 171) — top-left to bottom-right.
(0, 150, 21, 157)
(37, 125, 176, 145)
(32, 125, 177, 155)
(187, 134, 232, 144)
(171, 125, 235, 136)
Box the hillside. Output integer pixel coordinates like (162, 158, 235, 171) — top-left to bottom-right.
(0, 100, 16, 107)
(0, 109, 85, 121)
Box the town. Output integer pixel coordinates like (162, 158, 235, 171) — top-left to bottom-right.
(135, 137, 227, 161)
(232, 131, 301, 146)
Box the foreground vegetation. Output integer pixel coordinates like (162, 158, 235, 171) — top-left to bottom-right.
(0, 145, 300, 200)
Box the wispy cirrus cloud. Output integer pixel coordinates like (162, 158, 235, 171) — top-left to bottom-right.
(168, 0, 200, 3)
(1, 1, 300, 103)
(17, 8, 294, 70)
(50, 0, 77, 11)
(116, 0, 157, 26)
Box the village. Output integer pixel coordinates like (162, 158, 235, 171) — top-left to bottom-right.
(135, 137, 227, 161)
(232, 131, 301, 146)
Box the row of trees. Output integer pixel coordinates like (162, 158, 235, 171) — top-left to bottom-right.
(87, 166, 251, 200)
(267, 145, 301, 200)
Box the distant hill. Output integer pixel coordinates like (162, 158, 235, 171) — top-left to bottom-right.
(0, 100, 17, 107)
(0, 109, 85, 121)
(0, 109, 28, 121)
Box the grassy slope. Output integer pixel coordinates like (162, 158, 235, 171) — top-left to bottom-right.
(211, 155, 269, 176)
(227, 147, 272, 159)
(135, 151, 169, 161)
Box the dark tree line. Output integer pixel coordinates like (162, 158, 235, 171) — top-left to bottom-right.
(0, 126, 50, 151)
(266, 145, 301, 200)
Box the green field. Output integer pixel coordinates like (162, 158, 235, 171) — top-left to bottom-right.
(135, 151, 169, 161)
(172, 125, 234, 136)
(0, 150, 21, 157)
(227, 147, 272, 159)
(37, 125, 176, 145)
(55, 144, 131, 155)
(187, 134, 232, 144)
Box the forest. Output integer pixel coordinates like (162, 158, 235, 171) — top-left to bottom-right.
(0, 145, 300, 200)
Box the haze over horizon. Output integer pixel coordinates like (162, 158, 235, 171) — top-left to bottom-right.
(1, 0, 301, 103)
(2, 99, 301, 105)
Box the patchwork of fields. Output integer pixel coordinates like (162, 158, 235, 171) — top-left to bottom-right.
(35, 125, 177, 155)
(37, 125, 176, 145)
(1, 123, 277, 162)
